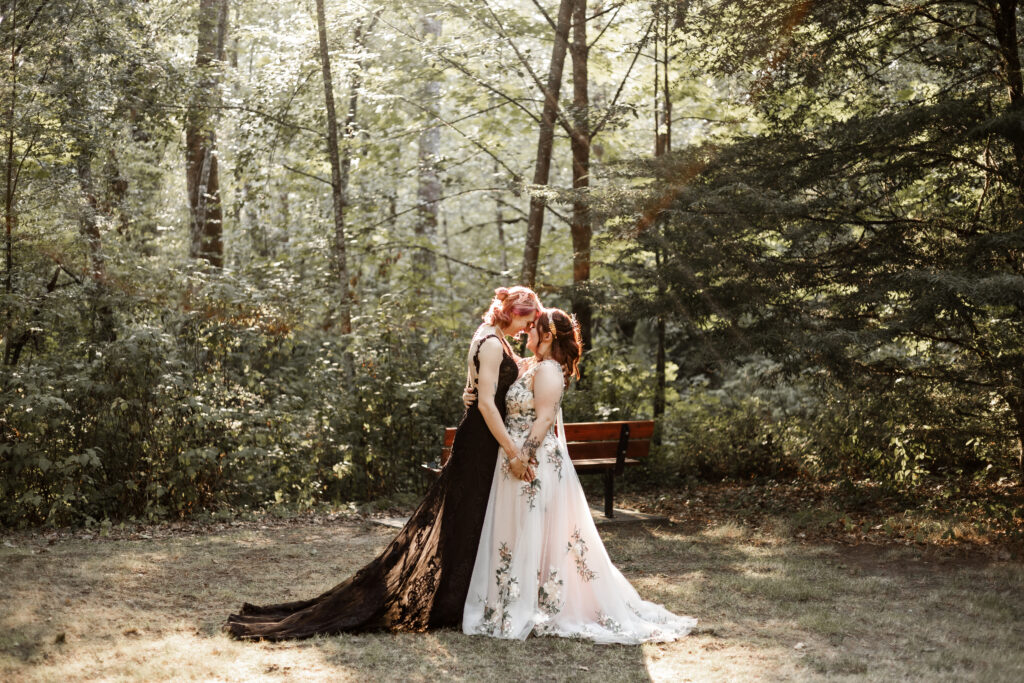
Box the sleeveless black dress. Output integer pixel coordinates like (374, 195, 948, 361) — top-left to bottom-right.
(225, 334, 519, 640)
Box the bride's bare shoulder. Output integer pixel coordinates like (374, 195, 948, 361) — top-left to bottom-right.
(469, 325, 504, 362)
(471, 323, 499, 340)
(471, 324, 502, 344)
(538, 359, 563, 378)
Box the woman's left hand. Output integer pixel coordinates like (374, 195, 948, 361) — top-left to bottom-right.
(509, 456, 535, 482)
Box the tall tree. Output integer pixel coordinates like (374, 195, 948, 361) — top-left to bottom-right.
(568, 0, 593, 352)
(520, 0, 574, 287)
(314, 0, 352, 334)
(415, 11, 442, 274)
(2, 0, 23, 365)
(624, 0, 1024, 476)
(185, 0, 229, 269)
(73, 146, 115, 342)
(651, 4, 672, 421)
(0, 0, 57, 365)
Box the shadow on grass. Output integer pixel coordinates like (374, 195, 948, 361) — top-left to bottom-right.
(0, 522, 654, 681)
(2, 517, 1023, 681)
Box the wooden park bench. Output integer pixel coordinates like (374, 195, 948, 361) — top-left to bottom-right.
(422, 419, 655, 518)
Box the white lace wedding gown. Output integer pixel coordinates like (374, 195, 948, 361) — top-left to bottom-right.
(463, 359, 697, 643)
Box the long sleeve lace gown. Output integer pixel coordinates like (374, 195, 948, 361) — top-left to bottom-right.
(463, 359, 697, 644)
(226, 333, 519, 639)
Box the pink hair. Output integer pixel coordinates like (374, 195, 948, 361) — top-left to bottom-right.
(482, 286, 541, 327)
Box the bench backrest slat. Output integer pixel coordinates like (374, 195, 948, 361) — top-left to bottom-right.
(566, 440, 651, 460)
(440, 420, 653, 466)
(562, 421, 654, 441)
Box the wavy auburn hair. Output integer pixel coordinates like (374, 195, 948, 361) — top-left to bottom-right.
(536, 308, 583, 386)
(482, 286, 541, 327)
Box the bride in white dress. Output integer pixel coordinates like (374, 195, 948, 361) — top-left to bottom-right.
(463, 308, 697, 644)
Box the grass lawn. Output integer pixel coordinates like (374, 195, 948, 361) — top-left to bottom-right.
(2, 507, 1023, 682)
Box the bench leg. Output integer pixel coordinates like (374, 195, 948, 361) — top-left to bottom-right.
(603, 471, 614, 518)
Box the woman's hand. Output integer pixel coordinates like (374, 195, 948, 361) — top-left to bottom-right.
(462, 385, 476, 407)
(508, 456, 536, 482)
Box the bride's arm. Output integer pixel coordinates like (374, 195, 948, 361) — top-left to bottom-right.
(475, 338, 525, 465)
(520, 363, 564, 465)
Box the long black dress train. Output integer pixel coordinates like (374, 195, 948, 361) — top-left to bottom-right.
(225, 334, 519, 639)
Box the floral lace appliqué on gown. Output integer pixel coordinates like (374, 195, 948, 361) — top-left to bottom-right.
(463, 359, 697, 644)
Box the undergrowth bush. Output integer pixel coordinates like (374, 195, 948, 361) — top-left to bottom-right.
(0, 282, 467, 527)
(655, 358, 1015, 489)
(3, 285, 1017, 528)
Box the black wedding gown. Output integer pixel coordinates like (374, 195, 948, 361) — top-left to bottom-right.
(225, 335, 519, 640)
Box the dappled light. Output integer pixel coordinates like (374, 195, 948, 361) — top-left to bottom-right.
(4, 517, 1021, 680)
(3, 0, 1024, 678)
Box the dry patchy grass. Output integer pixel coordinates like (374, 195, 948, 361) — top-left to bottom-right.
(2, 515, 1023, 682)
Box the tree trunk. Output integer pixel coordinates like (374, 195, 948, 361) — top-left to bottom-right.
(241, 180, 266, 258)
(654, 315, 666, 418)
(6, 267, 59, 367)
(415, 13, 442, 275)
(315, 0, 352, 334)
(278, 187, 289, 255)
(652, 11, 672, 422)
(987, 0, 1024, 203)
(494, 158, 508, 272)
(75, 149, 115, 342)
(520, 0, 574, 287)
(101, 151, 130, 238)
(661, 10, 671, 155)
(1009, 393, 1024, 481)
(569, 0, 593, 352)
(3, 2, 18, 366)
(185, 0, 228, 269)
(653, 20, 662, 158)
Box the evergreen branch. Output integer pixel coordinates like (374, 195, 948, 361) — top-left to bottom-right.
(43, 254, 83, 286)
(855, 359, 1002, 390)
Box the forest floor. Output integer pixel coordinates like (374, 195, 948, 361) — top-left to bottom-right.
(2, 482, 1023, 682)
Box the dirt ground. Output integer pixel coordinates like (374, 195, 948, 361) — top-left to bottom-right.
(2, 511, 1022, 682)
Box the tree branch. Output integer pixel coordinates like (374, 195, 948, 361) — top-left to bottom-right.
(479, 0, 577, 138)
(395, 94, 523, 184)
(591, 17, 654, 137)
(283, 164, 332, 185)
(362, 241, 506, 276)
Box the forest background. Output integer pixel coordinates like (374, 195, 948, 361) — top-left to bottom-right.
(2, 0, 1022, 539)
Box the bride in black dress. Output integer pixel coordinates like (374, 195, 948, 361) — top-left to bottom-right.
(225, 287, 541, 639)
